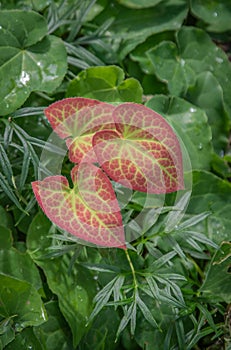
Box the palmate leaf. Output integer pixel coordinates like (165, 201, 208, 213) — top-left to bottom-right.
(32, 163, 125, 249)
(44, 97, 116, 163)
(93, 103, 184, 193)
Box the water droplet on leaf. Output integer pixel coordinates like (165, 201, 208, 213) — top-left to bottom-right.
(215, 57, 223, 64)
(189, 107, 196, 113)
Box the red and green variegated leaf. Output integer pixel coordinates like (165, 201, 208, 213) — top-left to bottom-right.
(93, 103, 184, 194)
(66, 103, 116, 163)
(32, 163, 125, 249)
(44, 97, 101, 138)
(45, 98, 116, 163)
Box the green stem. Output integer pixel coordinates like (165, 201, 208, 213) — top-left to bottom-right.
(125, 249, 138, 291)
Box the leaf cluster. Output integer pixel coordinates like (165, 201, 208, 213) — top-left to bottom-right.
(0, 0, 231, 349)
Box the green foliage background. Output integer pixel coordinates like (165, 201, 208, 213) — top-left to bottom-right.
(0, 0, 231, 349)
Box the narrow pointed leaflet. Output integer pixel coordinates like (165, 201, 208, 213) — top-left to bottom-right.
(32, 163, 125, 248)
(93, 103, 184, 194)
(45, 98, 116, 163)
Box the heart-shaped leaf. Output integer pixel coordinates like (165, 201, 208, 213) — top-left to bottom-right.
(44, 98, 116, 163)
(93, 103, 184, 194)
(32, 163, 125, 249)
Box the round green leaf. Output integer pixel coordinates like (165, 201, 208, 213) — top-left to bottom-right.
(0, 274, 47, 332)
(190, 0, 231, 32)
(0, 10, 47, 47)
(66, 66, 143, 103)
(177, 27, 231, 117)
(0, 11, 67, 115)
(186, 71, 230, 154)
(146, 41, 195, 96)
(0, 248, 43, 292)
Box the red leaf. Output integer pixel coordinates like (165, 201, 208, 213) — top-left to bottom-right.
(44, 97, 115, 163)
(93, 103, 184, 194)
(44, 97, 100, 138)
(32, 163, 126, 249)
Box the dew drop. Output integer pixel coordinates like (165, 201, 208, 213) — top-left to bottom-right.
(198, 143, 203, 150)
(215, 57, 223, 64)
(213, 12, 218, 17)
(189, 107, 196, 113)
(180, 59, 185, 67)
(19, 71, 30, 86)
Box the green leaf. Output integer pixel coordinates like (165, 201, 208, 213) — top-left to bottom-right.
(137, 26, 231, 117)
(0, 173, 25, 212)
(66, 66, 143, 103)
(0, 227, 12, 249)
(0, 274, 47, 332)
(134, 297, 177, 349)
(186, 170, 231, 244)
(211, 153, 231, 179)
(0, 10, 67, 115)
(0, 10, 47, 47)
(176, 26, 231, 117)
(129, 31, 175, 75)
(93, 0, 188, 59)
(146, 41, 195, 95)
(88, 276, 119, 324)
(148, 251, 177, 271)
(136, 294, 159, 329)
(116, 300, 137, 339)
(190, 0, 231, 32)
(0, 206, 13, 230)
(0, 248, 43, 292)
(146, 95, 213, 170)
(79, 308, 120, 350)
(4, 327, 43, 350)
(200, 242, 231, 303)
(0, 144, 13, 186)
(27, 212, 97, 347)
(186, 72, 230, 154)
(0, 316, 15, 348)
(34, 301, 75, 350)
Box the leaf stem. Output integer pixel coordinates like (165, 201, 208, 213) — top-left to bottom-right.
(125, 249, 138, 291)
